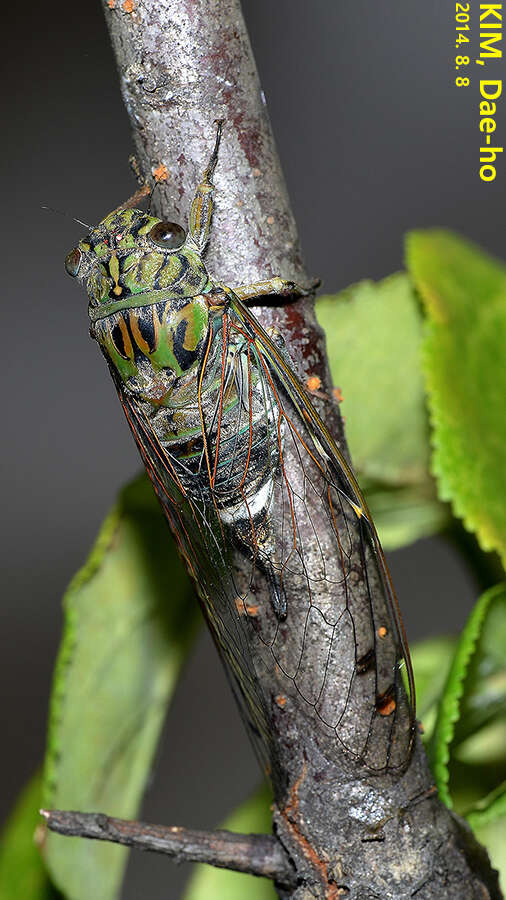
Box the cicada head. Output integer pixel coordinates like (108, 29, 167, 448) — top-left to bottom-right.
(64, 208, 211, 312)
(64, 123, 224, 390)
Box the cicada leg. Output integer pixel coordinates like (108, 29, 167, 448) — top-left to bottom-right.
(187, 120, 224, 253)
(232, 277, 318, 303)
(108, 183, 151, 216)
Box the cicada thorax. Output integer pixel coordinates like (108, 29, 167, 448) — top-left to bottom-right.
(96, 293, 283, 521)
(94, 295, 210, 385)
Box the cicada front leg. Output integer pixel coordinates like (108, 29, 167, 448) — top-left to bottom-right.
(232, 277, 318, 303)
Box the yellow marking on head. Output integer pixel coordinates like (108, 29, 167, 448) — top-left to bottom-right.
(109, 251, 123, 297)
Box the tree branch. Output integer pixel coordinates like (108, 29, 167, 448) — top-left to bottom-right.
(40, 809, 295, 886)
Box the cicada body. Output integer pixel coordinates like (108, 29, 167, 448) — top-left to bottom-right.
(65, 124, 415, 781)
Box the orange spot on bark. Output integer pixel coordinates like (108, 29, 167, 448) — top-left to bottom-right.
(122, 0, 134, 11)
(234, 598, 259, 617)
(307, 375, 322, 392)
(275, 694, 287, 708)
(332, 386, 344, 402)
(377, 626, 388, 638)
(377, 693, 396, 717)
(252, 167, 261, 177)
(152, 163, 168, 182)
(266, 215, 274, 225)
(107, 0, 116, 7)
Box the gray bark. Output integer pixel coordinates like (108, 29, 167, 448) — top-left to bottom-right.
(40, 809, 295, 884)
(89, 0, 501, 896)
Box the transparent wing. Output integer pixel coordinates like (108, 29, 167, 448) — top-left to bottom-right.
(112, 292, 415, 776)
(115, 379, 276, 777)
(220, 296, 416, 772)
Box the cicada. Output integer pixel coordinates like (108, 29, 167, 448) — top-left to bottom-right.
(65, 123, 415, 778)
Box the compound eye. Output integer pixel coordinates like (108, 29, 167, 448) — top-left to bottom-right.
(65, 247, 82, 277)
(149, 221, 186, 250)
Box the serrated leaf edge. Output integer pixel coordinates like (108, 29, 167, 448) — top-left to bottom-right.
(466, 779, 506, 829)
(421, 321, 504, 564)
(406, 230, 506, 565)
(428, 584, 504, 807)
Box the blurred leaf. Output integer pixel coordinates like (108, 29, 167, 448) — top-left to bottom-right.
(467, 782, 506, 894)
(428, 584, 506, 808)
(316, 274, 448, 549)
(316, 274, 430, 486)
(184, 784, 274, 900)
(456, 718, 506, 768)
(406, 230, 506, 567)
(363, 481, 449, 551)
(0, 772, 60, 900)
(454, 588, 506, 751)
(42, 474, 197, 900)
(410, 635, 456, 741)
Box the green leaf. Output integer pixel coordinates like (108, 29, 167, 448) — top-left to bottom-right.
(428, 583, 506, 808)
(467, 783, 506, 894)
(316, 274, 448, 549)
(184, 784, 274, 900)
(406, 230, 506, 567)
(0, 772, 60, 900)
(42, 474, 197, 900)
(316, 274, 430, 486)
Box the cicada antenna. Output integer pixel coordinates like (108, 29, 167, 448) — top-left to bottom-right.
(41, 205, 91, 229)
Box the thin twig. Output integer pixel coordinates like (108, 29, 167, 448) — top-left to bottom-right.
(40, 809, 295, 886)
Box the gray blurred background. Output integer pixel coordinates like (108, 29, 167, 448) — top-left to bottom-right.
(2, 1, 504, 896)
